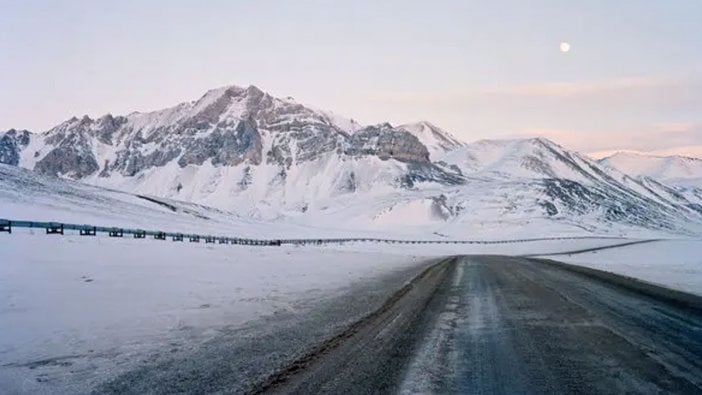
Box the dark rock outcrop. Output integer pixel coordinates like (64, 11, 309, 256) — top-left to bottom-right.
(0, 129, 31, 166)
(346, 124, 430, 163)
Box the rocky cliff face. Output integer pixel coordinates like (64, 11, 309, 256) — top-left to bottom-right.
(0, 129, 30, 166)
(346, 123, 430, 162)
(5, 84, 462, 200)
(397, 121, 465, 159)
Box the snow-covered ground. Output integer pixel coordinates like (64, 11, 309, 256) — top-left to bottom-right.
(2, 158, 702, 392)
(0, 230, 438, 393)
(538, 240, 702, 296)
(0, 226, 660, 393)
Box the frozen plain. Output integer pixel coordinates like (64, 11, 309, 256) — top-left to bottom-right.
(0, 229, 673, 394)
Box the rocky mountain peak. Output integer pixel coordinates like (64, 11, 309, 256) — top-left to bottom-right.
(3, 83, 454, 186)
(398, 121, 465, 159)
(346, 124, 430, 163)
(0, 129, 31, 166)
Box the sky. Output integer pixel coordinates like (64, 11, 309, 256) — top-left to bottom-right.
(1, 0, 701, 156)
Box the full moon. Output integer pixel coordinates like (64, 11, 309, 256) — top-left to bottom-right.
(560, 42, 571, 53)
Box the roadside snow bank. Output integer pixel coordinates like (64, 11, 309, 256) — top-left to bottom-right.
(536, 240, 702, 295)
(0, 231, 430, 393)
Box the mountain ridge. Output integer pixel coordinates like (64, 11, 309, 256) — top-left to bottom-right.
(599, 151, 702, 188)
(2, 82, 702, 236)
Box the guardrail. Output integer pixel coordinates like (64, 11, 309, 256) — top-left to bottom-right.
(0, 218, 626, 246)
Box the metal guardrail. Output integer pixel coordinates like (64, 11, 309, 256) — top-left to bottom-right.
(0, 218, 626, 246)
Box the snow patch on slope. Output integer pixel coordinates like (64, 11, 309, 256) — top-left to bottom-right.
(600, 151, 702, 188)
(398, 121, 465, 159)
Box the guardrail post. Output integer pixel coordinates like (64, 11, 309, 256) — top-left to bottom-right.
(46, 223, 64, 235)
(0, 220, 11, 234)
(80, 226, 97, 236)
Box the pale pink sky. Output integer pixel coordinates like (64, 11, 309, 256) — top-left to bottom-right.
(1, 1, 701, 156)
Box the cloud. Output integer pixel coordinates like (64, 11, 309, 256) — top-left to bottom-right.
(360, 73, 702, 156)
(365, 75, 697, 103)
(482, 76, 679, 98)
(652, 122, 698, 133)
(643, 123, 702, 150)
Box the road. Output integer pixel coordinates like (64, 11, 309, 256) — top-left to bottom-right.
(259, 256, 702, 394)
(94, 259, 438, 395)
(93, 255, 702, 394)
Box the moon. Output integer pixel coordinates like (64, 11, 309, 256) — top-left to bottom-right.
(560, 42, 571, 53)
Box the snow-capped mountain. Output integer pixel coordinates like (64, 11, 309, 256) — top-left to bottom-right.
(599, 151, 702, 188)
(2, 83, 702, 236)
(0, 84, 464, 218)
(439, 137, 613, 181)
(397, 121, 465, 159)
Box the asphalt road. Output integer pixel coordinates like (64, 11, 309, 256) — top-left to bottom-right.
(93, 255, 702, 394)
(263, 256, 702, 394)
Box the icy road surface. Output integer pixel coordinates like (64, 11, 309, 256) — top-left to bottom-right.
(262, 256, 702, 394)
(400, 257, 702, 394)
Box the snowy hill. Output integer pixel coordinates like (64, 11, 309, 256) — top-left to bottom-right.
(2, 83, 702, 237)
(397, 121, 465, 159)
(3, 159, 702, 238)
(439, 137, 612, 181)
(599, 151, 702, 188)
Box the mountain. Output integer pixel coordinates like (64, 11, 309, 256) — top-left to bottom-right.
(0, 84, 464, 218)
(439, 137, 616, 181)
(2, 83, 702, 236)
(397, 121, 465, 159)
(599, 151, 702, 188)
(430, 137, 702, 236)
(0, 129, 30, 166)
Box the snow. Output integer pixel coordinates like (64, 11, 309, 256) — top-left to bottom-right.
(373, 198, 443, 226)
(126, 102, 193, 136)
(537, 240, 702, 296)
(18, 133, 48, 169)
(398, 121, 465, 159)
(2, 227, 690, 393)
(650, 145, 702, 159)
(9, 80, 702, 239)
(4, 80, 702, 393)
(438, 137, 600, 181)
(600, 151, 702, 187)
(315, 108, 364, 133)
(2, 161, 701, 392)
(6, 162, 701, 242)
(0, 230, 433, 393)
(0, 225, 632, 391)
